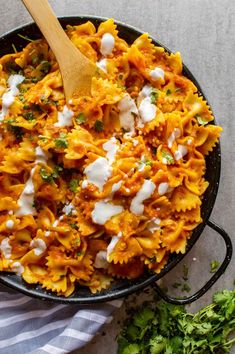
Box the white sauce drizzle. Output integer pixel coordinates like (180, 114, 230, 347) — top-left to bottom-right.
(45, 231, 51, 237)
(0, 74, 25, 121)
(92, 201, 123, 225)
(187, 138, 193, 145)
(30, 238, 47, 256)
(147, 217, 161, 233)
(167, 128, 181, 148)
(62, 202, 77, 216)
(54, 105, 74, 127)
(15, 166, 37, 217)
(12, 262, 24, 276)
(107, 231, 122, 261)
(137, 85, 157, 126)
(130, 179, 156, 215)
(96, 58, 107, 73)
(81, 180, 88, 189)
(100, 33, 115, 56)
(158, 182, 169, 196)
(84, 157, 112, 192)
(94, 250, 109, 269)
(118, 94, 138, 134)
(53, 220, 59, 227)
(0, 238, 12, 259)
(174, 145, 188, 161)
(103, 137, 119, 164)
(6, 220, 14, 229)
(139, 97, 157, 123)
(133, 139, 139, 146)
(35, 146, 50, 164)
(111, 180, 123, 195)
(150, 67, 165, 81)
(15, 146, 50, 217)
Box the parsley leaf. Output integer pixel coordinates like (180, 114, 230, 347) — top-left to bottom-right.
(166, 89, 172, 95)
(94, 120, 104, 132)
(55, 133, 68, 149)
(22, 111, 35, 121)
(118, 289, 235, 354)
(196, 114, 207, 125)
(150, 88, 158, 104)
(162, 149, 174, 164)
(210, 260, 220, 273)
(40, 165, 62, 184)
(70, 223, 79, 230)
(38, 60, 51, 74)
(76, 113, 86, 124)
(6, 120, 24, 141)
(69, 179, 80, 193)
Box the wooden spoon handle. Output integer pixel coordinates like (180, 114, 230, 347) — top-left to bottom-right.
(22, 0, 79, 62)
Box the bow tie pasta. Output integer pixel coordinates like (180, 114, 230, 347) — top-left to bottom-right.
(0, 19, 222, 296)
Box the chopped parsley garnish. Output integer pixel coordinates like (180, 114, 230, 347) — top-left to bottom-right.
(210, 260, 220, 273)
(55, 133, 68, 149)
(94, 120, 104, 132)
(69, 179, 80, 193)
(145, 160, 153, 167)
(40, 165, 62, 184)
(175, 87, 182, 93)
(166, 89, 172, 95)
(150, 88, 158, 104)
(162, 149, 174, 164)
(38, 60, 51, 74)
(77, 251, 83, 256)
(22, 111, 35, 121)
(6, 120, 24, 141)
(182, 263, 189, 281)
(12, 43, 17, 53)
(181, 283, 191, 292)
(196, 114, 207, 125)
(172, 282, 181, 289)
(70, 223, 79, 230)
(118, 289, 235, 354)
(76, 113, 86, 124)
(17, 33, 35, 42)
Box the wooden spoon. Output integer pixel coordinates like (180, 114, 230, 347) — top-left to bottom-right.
(22, 0, 97, 101)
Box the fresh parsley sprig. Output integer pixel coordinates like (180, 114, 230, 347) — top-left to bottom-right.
(118, 289, 235, 354)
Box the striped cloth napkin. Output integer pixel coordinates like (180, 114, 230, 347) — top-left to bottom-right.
(0, 284, 123, 354)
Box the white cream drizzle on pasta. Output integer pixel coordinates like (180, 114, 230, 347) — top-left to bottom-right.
(0, 238, 12, 259)
(30, 238, 47, 256)
(0, 74, 25, 121)
(83, 157, 112, 192)
(100, 33, 115, 56)
(92, 201, 123, 225)
(54, 105, 74, 127)
(130, 179, 156, 215)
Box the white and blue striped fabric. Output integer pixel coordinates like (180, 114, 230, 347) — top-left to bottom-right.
(0, 284, 123, 354)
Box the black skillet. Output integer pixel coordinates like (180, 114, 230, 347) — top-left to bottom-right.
(0, 16, 232, 304)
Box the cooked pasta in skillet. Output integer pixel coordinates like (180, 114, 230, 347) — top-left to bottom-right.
(0, 19, 222, 296)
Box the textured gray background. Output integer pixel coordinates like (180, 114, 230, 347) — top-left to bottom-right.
(0, 1, 234, 353)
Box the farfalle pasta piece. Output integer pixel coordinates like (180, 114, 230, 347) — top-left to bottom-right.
(107, 258, 144, 279)
(171, 185, 201, 212)
(80, 271, 113, 294)
(197, 125, 222, 155)
(65, 127, 103, 160)
(108, 237, 143, 264)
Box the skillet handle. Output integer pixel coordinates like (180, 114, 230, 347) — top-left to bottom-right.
(152, 220, 233, 305)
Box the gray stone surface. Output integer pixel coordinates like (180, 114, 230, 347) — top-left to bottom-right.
(0, 1, 234, 353)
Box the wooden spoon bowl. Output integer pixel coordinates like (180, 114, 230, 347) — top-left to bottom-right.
(22, 0, 97, 101)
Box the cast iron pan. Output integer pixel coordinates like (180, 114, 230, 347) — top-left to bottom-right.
(0, 16, 232, 304)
